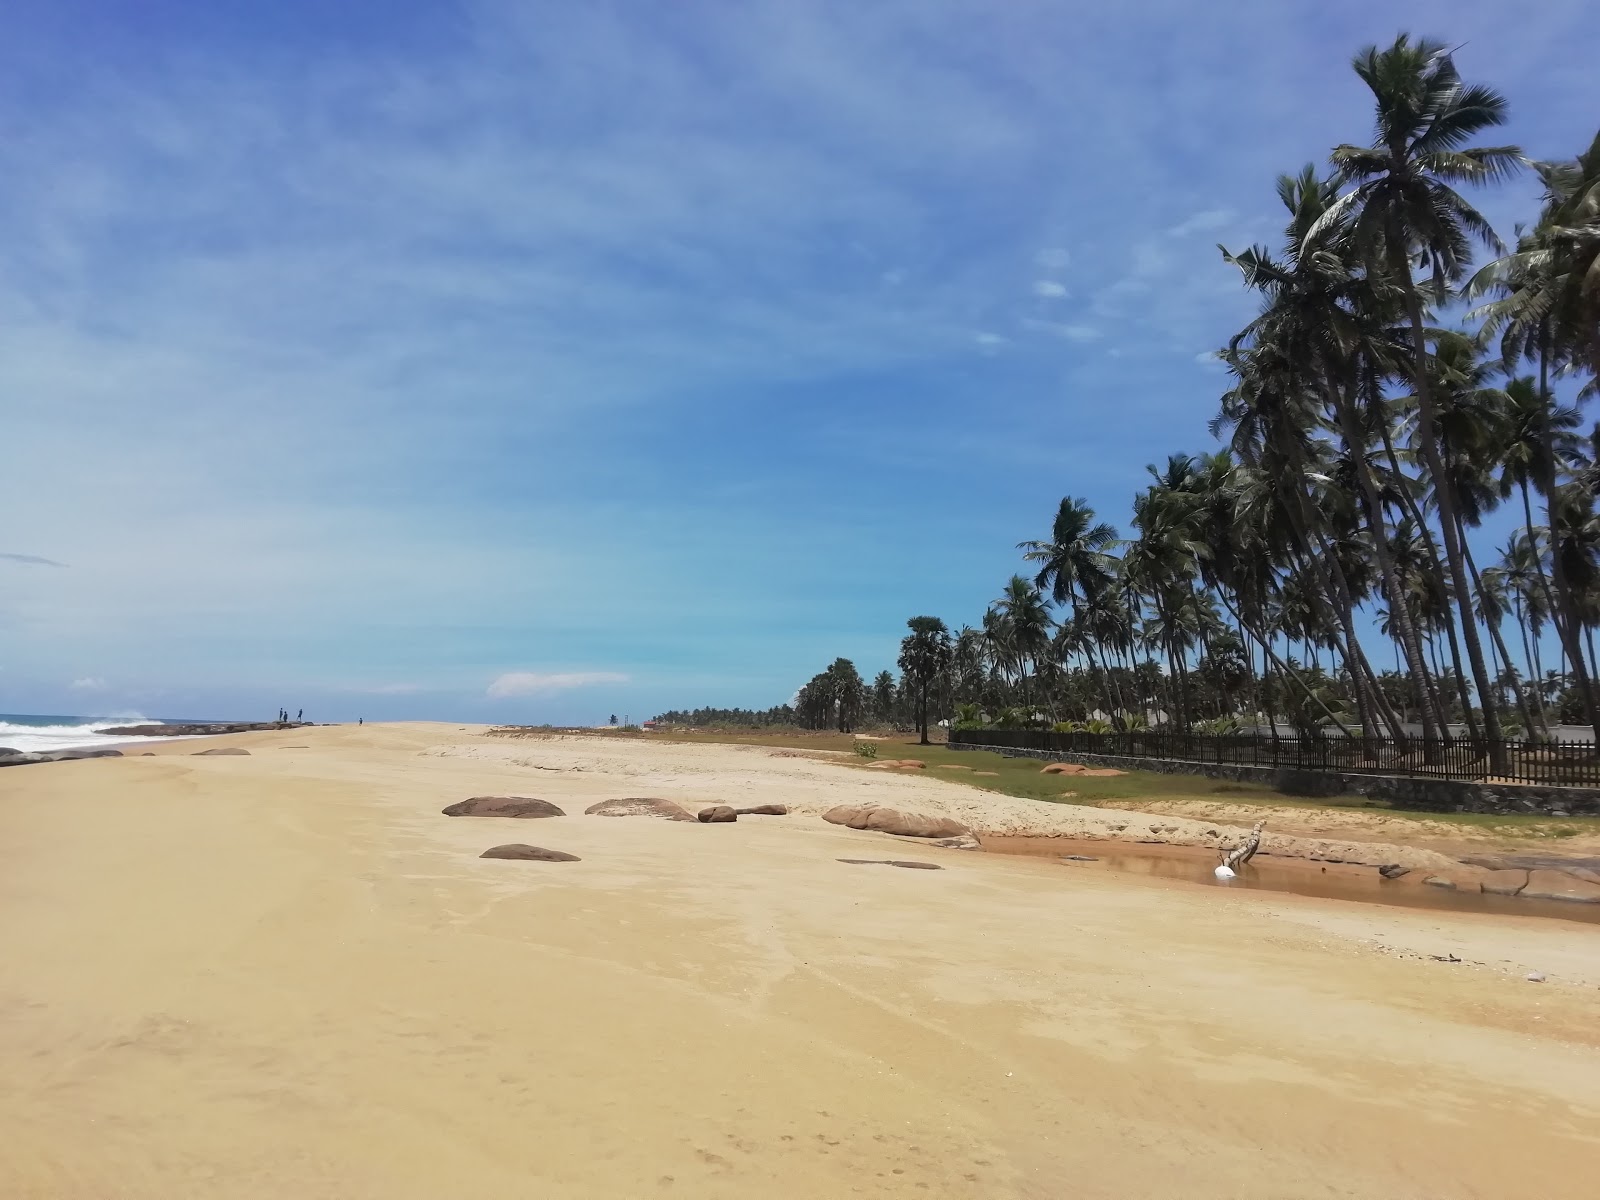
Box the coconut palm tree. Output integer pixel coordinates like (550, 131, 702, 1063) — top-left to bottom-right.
(1316, 33, 1522, 760)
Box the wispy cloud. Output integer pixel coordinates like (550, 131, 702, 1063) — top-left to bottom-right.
(70, 677, 108, 691)
(1167, 208, 1236, 238)
(486, 671, 630, 699)
(1031, 280, 1068, 299)
(1, 553, 67, 567)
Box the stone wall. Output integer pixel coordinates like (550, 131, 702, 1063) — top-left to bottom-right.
(947, 742, 1600, 816)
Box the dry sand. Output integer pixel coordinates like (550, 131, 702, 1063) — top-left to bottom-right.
(3, 723, 1598, 1199)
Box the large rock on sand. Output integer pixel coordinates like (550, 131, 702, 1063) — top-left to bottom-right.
(735, 804, 788, 816)
(584, 797, 696, 822)
(823, 804, 970, 839)
(480, 844, 581, 862)
(698, 806, 738, 823)
(1521, 869, 1600, 904)
(443, 796, 565, 819)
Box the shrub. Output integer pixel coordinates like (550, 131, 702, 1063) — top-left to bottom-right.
(854, 741, 878, 759)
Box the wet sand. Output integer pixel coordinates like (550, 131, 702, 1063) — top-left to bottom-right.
(982, 835, 1600, 925)
(3, 723, 1598, 1198)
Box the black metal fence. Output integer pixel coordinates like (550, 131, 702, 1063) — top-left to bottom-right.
(948, 727, 1600, 789)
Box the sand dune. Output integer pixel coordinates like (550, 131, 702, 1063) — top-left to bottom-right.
(2, 722, 1597, 1198)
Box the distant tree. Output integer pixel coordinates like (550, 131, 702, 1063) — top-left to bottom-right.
(898, 616, 953, 745)
(826, 659, 865, 732)
(871, 670, 897, 726)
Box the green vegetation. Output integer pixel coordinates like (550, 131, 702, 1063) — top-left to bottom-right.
(656, 36, 1600, 772)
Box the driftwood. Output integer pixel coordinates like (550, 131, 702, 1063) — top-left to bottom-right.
(1217, 820, 1265, 876)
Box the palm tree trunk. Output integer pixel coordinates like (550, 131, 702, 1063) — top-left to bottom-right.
(1536, 344, 1600, 738)
(1462, 543, 1537, 738)
(1215, 592, 1358, 737)
(1362, 399, 1458, 741)
(1401, 283, 1506, 770)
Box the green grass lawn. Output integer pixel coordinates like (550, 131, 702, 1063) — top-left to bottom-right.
(627, 727, 1600, 840)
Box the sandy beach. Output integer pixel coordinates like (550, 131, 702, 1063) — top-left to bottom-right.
(3, 722, 1598, 1198)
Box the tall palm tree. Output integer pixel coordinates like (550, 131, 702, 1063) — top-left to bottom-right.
(1317, 34, 1522, 760)
(991, 576, 1053, 715)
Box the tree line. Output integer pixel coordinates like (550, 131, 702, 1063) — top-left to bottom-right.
(660, 36, 1600, 761)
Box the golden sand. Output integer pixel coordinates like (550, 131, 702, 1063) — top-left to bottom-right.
(2, 723, 1597, 1198)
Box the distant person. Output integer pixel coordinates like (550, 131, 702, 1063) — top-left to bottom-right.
(358, 717, 363, 726)
(296, 709, 302, 723)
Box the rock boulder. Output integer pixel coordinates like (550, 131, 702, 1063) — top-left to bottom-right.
(823, 804, 970, 839)
(480, 844, 581, 862)
(443, 796, 565, 819)
(698, 806, 738, 823)
(733, 804, 787, 816)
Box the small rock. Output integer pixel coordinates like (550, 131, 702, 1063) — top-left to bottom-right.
(1378, 864, 1410, 880)
(698, 806, 738, 823)
(193, 747, 250, 756)
(1423, 876, 1456, 889)
(442, 796, 565, 819)
(1525, 971, 1546, 983)
(930, 834, 981, 851)
(480, 844, 581, 862)
(1061, 855, 1099, 862)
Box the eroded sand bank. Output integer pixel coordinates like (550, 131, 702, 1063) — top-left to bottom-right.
(2, 723, 1597, 1198)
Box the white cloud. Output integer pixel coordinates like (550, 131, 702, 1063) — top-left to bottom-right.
(70, 676, 108, 691)
(973, 331, 1006, 354)
(1032, 280, 1068, 299)
(1035, 247, 1071, 270)
(1194, 349, 1226, 371)
(486, 671, 629, 699)
(1167, 208, 1236, 238)
(1019, 319, 1103, 342)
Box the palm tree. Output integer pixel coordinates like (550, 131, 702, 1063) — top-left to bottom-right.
(991, 576, 1053, 716)
(1317, 34, 1522, 760)
(898, 616, 953, 745)
(1471, 132, 1600, 734)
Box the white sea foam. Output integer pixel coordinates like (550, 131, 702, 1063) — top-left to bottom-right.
(0, 716, 197, 754)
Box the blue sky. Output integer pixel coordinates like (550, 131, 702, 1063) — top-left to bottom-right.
(1, 0, 1595, 723)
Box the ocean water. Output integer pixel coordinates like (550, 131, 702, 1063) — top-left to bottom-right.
(0, 714, 211, 754)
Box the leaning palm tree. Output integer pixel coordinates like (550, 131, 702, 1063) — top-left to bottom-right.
(1315, 34, 1522, 760)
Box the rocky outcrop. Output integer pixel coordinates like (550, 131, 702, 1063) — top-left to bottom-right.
(584, 797, 696, 821)
(0, 748, 124, 767)
(480, 844, 581, 862)
(1521, 869, 1600, 904)
(734, 804, 788, 816)
(98, 722, 307, 737)
(1479, 870, 1530, 897)
(193, 747, 251, 756)
(442, 796, 565, 819)
(698, 806, 738, 823)
(823, 804, 970, 839)
(1378, 864, 1410, 880)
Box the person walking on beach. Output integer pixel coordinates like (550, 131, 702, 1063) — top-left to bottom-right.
(296, 709, 302, 723)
